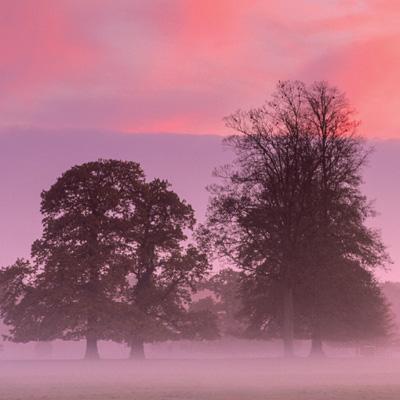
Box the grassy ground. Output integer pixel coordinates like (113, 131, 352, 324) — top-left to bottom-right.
(1, 358, 400, 399)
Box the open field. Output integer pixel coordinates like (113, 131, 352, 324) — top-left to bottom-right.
(1, 358, 400, 399)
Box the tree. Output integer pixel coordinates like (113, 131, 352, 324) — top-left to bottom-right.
(299, 82, 390, 355)
(114, 178, 213, 359)
(0, 259, 37, 342)
(0, 160, 213, 360)
(203, 81, 318, 356)
(203, 81, 390, 357)
(198, 268, 247, 337)
(382, 282, 400, 335)
(297, 259, 393, 348)
(1, 160, 146, 359)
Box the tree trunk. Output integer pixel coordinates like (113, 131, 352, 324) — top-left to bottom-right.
(282, 284, 294, 358)
(129, 338, 145, 360)
(309, 280, 325, 358)
(84, 335, 100, 360)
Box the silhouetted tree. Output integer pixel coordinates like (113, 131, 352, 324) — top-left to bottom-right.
(381, 282, 400, 335)
(300, 82, 390, 355)
(203, 81, 390, 357)
(0, 259, 37, 341)
(299, 259, 393, 349)
(198, 268, 247, 337)
(114, 179, 213, 359)
(0, 160, 213, 360)
(203, 81, 318, 356)
(1, 160, 146, 359)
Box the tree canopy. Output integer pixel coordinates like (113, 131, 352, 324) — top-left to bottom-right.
(202, 81, 391, 356)
(0, 160, 212, 359)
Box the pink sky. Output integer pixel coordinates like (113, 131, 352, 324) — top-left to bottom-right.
(0, 2, 400, 280)
(1, 0, 400, 137)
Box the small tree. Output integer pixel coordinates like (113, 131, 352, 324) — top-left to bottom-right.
(0, 259, 38, 342)
(199, 268, 247, 337)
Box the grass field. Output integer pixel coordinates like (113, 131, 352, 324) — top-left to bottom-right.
(1, 358, 400, 399)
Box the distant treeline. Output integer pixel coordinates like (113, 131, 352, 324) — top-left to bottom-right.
(0, 81, 394, 359)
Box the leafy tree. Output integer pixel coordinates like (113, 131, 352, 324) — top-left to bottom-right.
(1, 160, 146, 359)
(382, 282, 400, 335)
(299, 259, 393, 346)
(238, 257, 393, 348)
(203, 81, 390, 357)
(0, 161, 213, 360)
(202, 81, 318, 356)
(0, 259, 37, 341)
(299, 82, 390, 355)
(114, 179, 214, 359)
(198, 268, 247, 337)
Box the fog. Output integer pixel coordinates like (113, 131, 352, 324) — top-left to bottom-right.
(1, 339, 400, 399)
(1, 351, 400, 399)
(2, 336, 381, 360)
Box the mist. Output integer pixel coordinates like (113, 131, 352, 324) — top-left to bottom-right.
(1, 332, 400, 399)
(2, 357, 400, 399)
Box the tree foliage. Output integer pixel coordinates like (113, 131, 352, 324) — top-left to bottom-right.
(0, 160, 213, 359)
(202, 81, 391, 355)
(195, 268, 247, 337)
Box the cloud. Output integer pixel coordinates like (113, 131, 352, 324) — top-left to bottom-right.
(0, 1, 101, 93)
(0, 0, 400, 137)
(302, 34, 400, 137)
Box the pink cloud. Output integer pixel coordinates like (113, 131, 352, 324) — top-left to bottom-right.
(0, 1, 101, 93)
(0, 0, 400, 137)
(326, 35, 400, 138)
